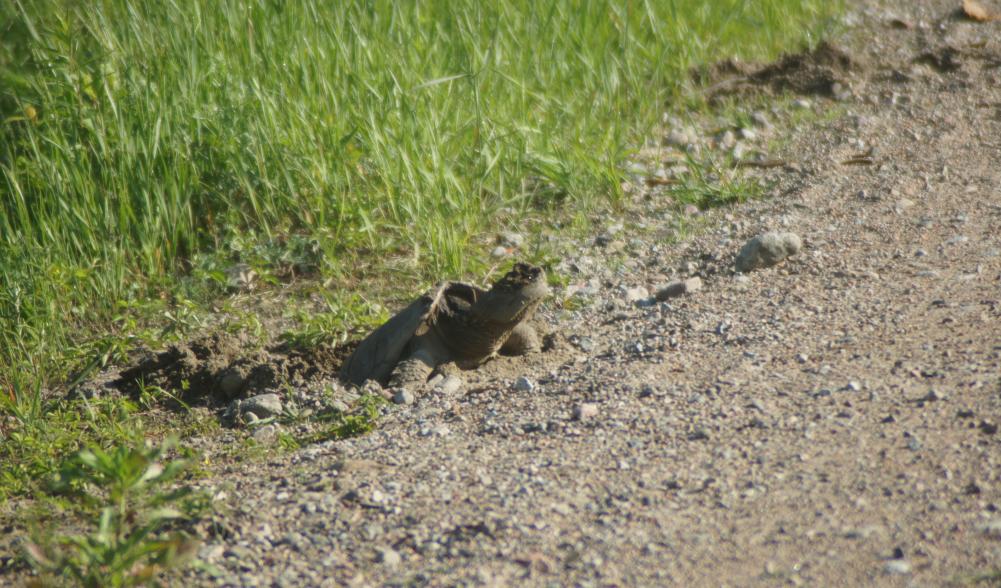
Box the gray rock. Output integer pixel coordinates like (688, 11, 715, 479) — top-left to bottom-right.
(498, 232, 524, 249)
(392, 388, 415, 405)
(377, 546, 402, 568)
(573, 402, 599, 421)
(735, 232, 803, 272)
(624, 286, 650, 304)
(434, 375, 464, 395)
(241, 393, 283, 419)
(717, 130, 737, 150)
(977, 519, 1001, 538)
(199, 543, 226, 562)
(751, 111, 772, 128)
(252, 424, 278, 444)
(514, 377, 535, 392)
(664, 128, 695, 148)
(490, 245, 509, 258)
(883, 560, 911, 575)
(655, 277, 703, 301)
(844, 525, 884, 540)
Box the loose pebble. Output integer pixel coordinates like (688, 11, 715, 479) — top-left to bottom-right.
(573, 403, 599, 421)
(735, 232, 803, 272)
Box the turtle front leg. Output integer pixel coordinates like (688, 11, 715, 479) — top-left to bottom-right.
(499, 323, 541, 356)
(388, 334, 447, 393)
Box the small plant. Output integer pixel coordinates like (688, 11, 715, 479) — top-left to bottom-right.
(25, 438, 201, 587)
(299, 393, 386, 445)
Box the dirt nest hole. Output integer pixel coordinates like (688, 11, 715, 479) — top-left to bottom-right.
(109, 333, 355, 407)
(700, 41, 862, 100)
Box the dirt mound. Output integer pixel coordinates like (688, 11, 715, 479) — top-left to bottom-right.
(702, 41, 861, 100)
(112, 333, 353, 406)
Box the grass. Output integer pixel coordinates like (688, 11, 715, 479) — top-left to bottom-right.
(1, 0, 840, 396)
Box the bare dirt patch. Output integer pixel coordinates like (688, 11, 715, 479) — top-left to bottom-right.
(702, 41, 863, 101)
(109, 334, 353, 407)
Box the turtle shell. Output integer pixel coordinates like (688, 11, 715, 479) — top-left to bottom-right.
(339, 281, 484, 386)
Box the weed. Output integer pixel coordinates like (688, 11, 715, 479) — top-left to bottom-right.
(299, 393, 386, 445)
(24, 438, 203, 587)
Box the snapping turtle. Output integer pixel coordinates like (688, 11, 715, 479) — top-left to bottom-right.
(340, 263, 549, 391)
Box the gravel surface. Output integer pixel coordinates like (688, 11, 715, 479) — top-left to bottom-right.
(11, 1, 1001, 586)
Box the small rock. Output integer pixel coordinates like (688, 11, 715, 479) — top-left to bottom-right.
(844, 525, 883, 540)
(735, 232, 803, 273)
(573, 403, 599, 421)
(751, 111, 772, 129)
(252, 424, 278, 444)
(916, 389, 944, 402)
(625, 341, 645, 354)
(377, 547, 401, 568)
(241, 393, 283, 419)
(624, 286, 650, 304)
(738, 127, 756, 141)
(792, 98, 812, 110)
(717, 129, 737, 150)
(498, 232, 524, 249)
(625, 162, 648, 177)
(655, 277, 703, 301)
(490, 246, 509, 258)
(392, 389, 415, 405)
(514, 377, 535, 392)
(198, 543, 226, 562)
(883, 560, 911, 575)
(977, 519, 1001, 538)
(664, 128, 694, 148)
(434, 375, 464, 395)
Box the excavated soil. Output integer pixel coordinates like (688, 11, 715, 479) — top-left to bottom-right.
(110, 334, 351, 406)
(702, 41, 862, 101)
(8, 0, 1001, 586)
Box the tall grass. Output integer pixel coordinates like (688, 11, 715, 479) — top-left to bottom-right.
(0, 0, 839, 392)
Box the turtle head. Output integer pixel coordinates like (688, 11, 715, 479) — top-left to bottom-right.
(475, 263, 549, 322)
